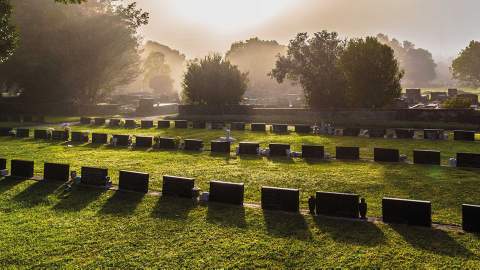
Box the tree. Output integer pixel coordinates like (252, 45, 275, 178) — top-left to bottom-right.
(143, 51, 174, 97)
(452, 41, 480, 88)
(182, 54, 248, 106)
(339, 37, 403, 108)
(442, 96, 472, 109)
(270, 31, 347, 109)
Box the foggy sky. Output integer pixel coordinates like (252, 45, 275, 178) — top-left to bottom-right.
(134, 0, 480, 61)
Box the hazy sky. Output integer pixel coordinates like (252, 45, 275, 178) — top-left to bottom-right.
(134, 0, 480, 60)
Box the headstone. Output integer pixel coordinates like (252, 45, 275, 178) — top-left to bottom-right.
(112, 135, 130, 146)
(34, 129, 49, 140)
(80, 117, 92, 125)
(184, 139, 203, 151)
(343, 128, 360, 137)
(0, 127, 12, 137)
(294, 125, 312, 134)
(158, 137, 176, 149)
(413, 150, 440, 165)
(119, 170, 149, 193)
(16, 128, 30, 138)
(395, 129, 414, 139)
(175, 120, 188, 129)
(11, 160, 34, 179)
(158, 120, 170, 129)
(109, 119, 121, 127)
(424, 129, 444, 140)
(230, 122, 245, 131)
(44, 163, 69, 182)
(382, 197, 431, 227)
(0, 158, 6, 170)
(124, 119, 137, 128)
(462, 204, 480, 233)
(81, 167, 108, 186)
(211, 122, 225, 130)
(209, 180, 244, 205)
(251, 123, 266, 132)
(92, 133, 108, 144)
(162, 175, 195, 198)
(94, 118, 106, 125)
(456, 153, 480, 168)
(192, 121, 206, 129)
(454, 130, 475, 141)
(369, 128, 386, 138)
(211, 141, 230, 153)
(135, 136, 153, 148)
(51, 130, 69, 141)
(261, 186, 299, 212)
(302, 145, 324, 159)
(71, 131, 89, 143)
(374, 148, 400, 162)
(141, 120, 154, 129)
(269, 143, 290, 157)
(336, 146, 360, 160)
(238, 142, 259, 155)
(272, 124, 288, 133)
(316, 191, 360, 218)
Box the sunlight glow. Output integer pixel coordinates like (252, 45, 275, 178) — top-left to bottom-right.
(169, 0, 295, 32)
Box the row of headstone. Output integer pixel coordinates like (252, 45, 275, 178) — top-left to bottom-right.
(0, 115, 44, 123)
(341, 128, 477, 141)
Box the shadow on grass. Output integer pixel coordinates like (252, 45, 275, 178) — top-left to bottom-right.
(12, 180, 63, 207)
(263, 210, 311, 240)
(53, 185, 105, 212)
(83, 143, 105, 149)
(313, 217, 386, 246)
(267, 156, 294, 164)
(304, 158, 332, 165)
(391, 224, 476, 258)
(151, 196, 195, 220)
(206, 202, 246, 228)
(0, 177, 26, 194)
(98, 191, 145, 216)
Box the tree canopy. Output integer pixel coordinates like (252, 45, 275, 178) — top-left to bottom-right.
(143, 51, 175, 99)
(182, 54, 248, 106)
(452, 40, 480, 88)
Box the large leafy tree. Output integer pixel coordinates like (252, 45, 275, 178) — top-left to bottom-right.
(143, 51, 174, 97)
(182, 54, 248, 106)
(452, 41, 480, 88)
(270, 31, 347, 109)
(339, 37, 403, 108)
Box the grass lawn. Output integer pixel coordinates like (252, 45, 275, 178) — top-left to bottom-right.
(0, 126, 479, 267)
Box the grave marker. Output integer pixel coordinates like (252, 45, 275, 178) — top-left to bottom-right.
(51, 130, 69, 141)
(251, 123, 266, 132)
(424, 129, 444, 140)
(109, 119, 121, 127)
(92, 133, 108, 144)
(272, 124, 288, 133)
(382, 197, 431, 227)
(135, 136, 153, 148)
(124, 119, 137, 128)
(158, 137, 176, 149)
(158, 120, 170, 129)
(343, 128, 360, 137)
(112, 135, 130, 146)
(211, 141, 230, 153)
(269, 143, 290, 157)
(44, 163, 69, 182)
(369, 128, 386, 138)
(211, 122, 225, 130)
(238, 142, 259, 155)
(80, 117, 92, 125)
(34, 129, 49, 140)
(261, 186, 299, 212)
(16, 128, 30, 138)
(413, 150, 440, 165)
(456, 153, 480, 168)
(302, 145, 324, 159)
(336, 146, 360, 160)
(162, 175, 195, 198)
(81, 167, 108, 186)
(0, 158, 6, 170)
(462, 204, 480, 233)
(94, 118, 106, 125)
(11, 160, 34, 179)
(175, 120, 188, 129)
(294, 125, 311, 134)
(192, 121, 206, 129)
(374, 148, 400, 162)
(395, 129, 414, 139)
(0, 127, 12, 137)
(141, 120, 154, 129)
(184, 139, 203, 151)
(230, 122, 245, 131)
(209, 180, 244, 205)
(316, 191, 359, 218)
(454, 130, 475, 141)
(119, 170, 149, 193)
(71, 131, 89, 143)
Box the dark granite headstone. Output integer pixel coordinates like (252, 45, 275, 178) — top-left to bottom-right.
(119, 170, 149, 193)
(158, 137, 176, 149)
(336, 146, 360, 160)
(34, 129, 49, 140)
(0, 127, 12, 137)
(294, 125, 312, 134)
(343, 128, 360, 137)
(109, 119, 121, 127)
(162, 175, 195, 198)
(374, 148, 399, 162)
(209, 180, 244, 205)
(175, 120, 188, 128)
(135, 136, 153, 148)
(456, 153, 480, 168)
(454, 130, 475, 141)
(184, 139, 203, 151)
(158, 120, 170, 128)
(424, 129, 444, 140)
(382, 197, 431, 227)
(80, 117, 92, 125)
(71, 131, 89, 143)
(251, 123, 266, 132)
(316, 191, 359, 218)
(462, 204, 480, 233)
(230, 122, 245, 131)
(269, 143, 290, 157)
(413, 150, 440, 165)
(238, 142, 259, 155)
(11, 160, 34, 179)
(211, 141, 230, 153)
(16, 128, 30, 138)
(261, 186, 299, 212)
(51, 130, 69, 141)
(92, 133, 108, 144)
(81, 166, 108, 186)
(0, 158, 6, 170)
(272, 124, 288, 133)
(94, 118, 106, 125)
(112, 135, 130, 146)
(124, 119, 137, 128)
(192, 121, 206, 129)
(302, 145, 324, 159)
(211, 122, 225, 130)
(369, 128, 386, 138)
(141, 120, 154, 129)
(44, 163, 69, 182)
(395, 129, 414, 139)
